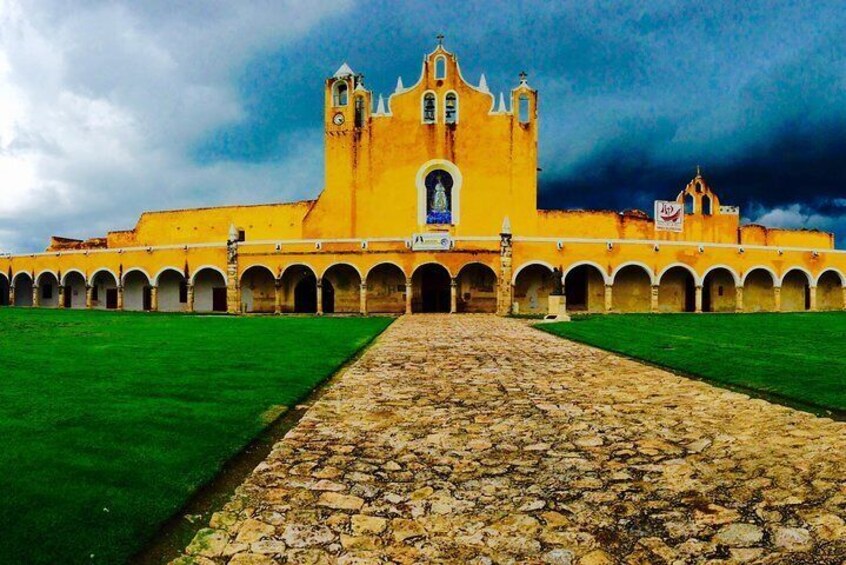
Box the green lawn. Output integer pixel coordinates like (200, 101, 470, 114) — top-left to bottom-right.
(0, 309, 392, 564)
(539, 312, 846, 414)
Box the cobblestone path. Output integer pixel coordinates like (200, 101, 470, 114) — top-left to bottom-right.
(177, 315, 846, 565)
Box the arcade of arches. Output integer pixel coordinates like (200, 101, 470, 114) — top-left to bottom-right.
(1, 261, 844, 315)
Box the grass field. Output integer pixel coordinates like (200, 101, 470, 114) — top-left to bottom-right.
(0, 309, 392, 564)
(540, 312, 846, 414)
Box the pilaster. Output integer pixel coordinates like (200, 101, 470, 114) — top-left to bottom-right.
(694, 285, 703, 313)
(809, 286, 818, 312)
(58, 285, 65, 309)
(405, 278, 413, 315)
(496, 227, 514, 316)
(117, 286, 124, 311)
(450, 278, 458, 314)
(150, 286, 159, 312)
(604, 284, 613, 313)
(9, 286, 15, 307)
(274, 280, 282, 314)
(774, 286, 782, 312)
(650, 285, 659, 313)
(32, 285, 39, 307)
(359, 282, 367, 315)
(736, 286, 744, 313)
(187, 284, 195, 313)
(86, 285, 93, 309)
(316, 279, 324, 316)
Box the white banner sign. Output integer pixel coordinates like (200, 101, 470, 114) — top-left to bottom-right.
(654, 200, 684, 232)
(411, 233, 453, 251)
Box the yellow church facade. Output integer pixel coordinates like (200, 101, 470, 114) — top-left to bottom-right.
(1, 43, 844, 316)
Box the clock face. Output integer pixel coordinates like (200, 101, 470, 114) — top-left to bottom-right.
(332, 112, 345, 126)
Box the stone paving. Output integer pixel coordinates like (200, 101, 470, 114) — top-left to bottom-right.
(176, 315, 846, 564)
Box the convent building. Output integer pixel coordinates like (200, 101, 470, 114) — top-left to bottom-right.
(1, 41, 844, 316)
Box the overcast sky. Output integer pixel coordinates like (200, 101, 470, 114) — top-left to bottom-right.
(1, 0, 844, 252)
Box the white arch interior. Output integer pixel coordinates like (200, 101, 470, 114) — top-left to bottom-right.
(123, 270, 151, 312)
(36, 272, 60, 308)
(193, 268, 227, 313)
(13, 274, 33, 307)
(158, 269, 187, 312)
(91, 270, 118, 310)
(63, 271, 87, 309)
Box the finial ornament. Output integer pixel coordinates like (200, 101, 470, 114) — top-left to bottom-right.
(519, 71, 528, 83)
(436, 33, 445, 46)
(696, 164, 702, 177)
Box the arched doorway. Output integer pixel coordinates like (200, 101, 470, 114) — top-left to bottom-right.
(91, 270, 119, 310)
(36, 272, 60, 308)
(123, 270, 152, 311)
(365, 263, 406, 314)
(703, 268, 737, 312)
(63, 271, 87, 309)
(781, 269, 811, 312)
(0, 274, 9, 306)
(817, 270, 844, 310)
(323, 264, 362, 314)
(412, 264, 451, 313)
(657, 266, 696, 313)
(13, 273, 33, 307)
(456, 263, 497, 313)
(612, 264, 653, 313)
(281, 265, 317, 313)
(513, 263, 555, 315)
(193, 268, 227, 313)
(240, 266, 276, 313)
(157, 269, 188, 312)
(743, 269, 776, 312)
(563, 264, 606, 313)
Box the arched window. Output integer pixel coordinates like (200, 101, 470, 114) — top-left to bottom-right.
(518, 95, 530, 124)
(445, 92, 458, 124)
(702, 194, 713, 215)
(434, 56, 446, 80)
(422, 92, 436, 124)
(425, 170, 453, 224)
(332, 81, 348, 106)
(685, 193, 696, 214)
(354, 96, 365, 128)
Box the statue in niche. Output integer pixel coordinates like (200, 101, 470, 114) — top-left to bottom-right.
(425, 170, 453, 224)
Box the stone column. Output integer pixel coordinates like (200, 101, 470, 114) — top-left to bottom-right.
(735, 286, 744, 313)
(86, 285, 94, 309)
(496, 220, 514, 316)
(650, 285, 659, 313)
(774, 286, 782, 312)
(186, 284, 195, 313)
(604, 284, 613, 313)
(359, 282, 367, 315)
(695, 285, 703, 313)
(450, 278, 458, 314)
(316, 279, 323, 315)
(150, 286, 158, 312)
(9, 286, 15, 307)
(226, 224, 240, 314)
(274, 280, 282, 314)
(32, 285, 39, 307)
(405, 277, 413, 314)
(808, 286, 817, 312)
(58, 285, 65, 309)
(117, 286, 124, 311)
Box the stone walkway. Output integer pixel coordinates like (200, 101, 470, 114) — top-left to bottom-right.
(176, 315, 846, 565)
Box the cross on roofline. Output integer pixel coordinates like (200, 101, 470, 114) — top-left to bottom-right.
(436, 33, 445, 46)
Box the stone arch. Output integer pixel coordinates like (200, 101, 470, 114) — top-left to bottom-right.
(816, 270, 845, 311)
(563, 262, 607, 313)
(158, 269, 188, 313)
(612, 264, 653, 313)
(63, 270, 87, 309)
(322, 263, 362, 314)
(456, 262, 497, 313)
(513, 262, 556, 315)
(193, 267, 227, 313)
(123, 269, 152, 312)
(121, 268, 151, 286)
(416, 159, 462, 225)
(61, 269, 87, 286)
(13, 272, 33, 307)
(280, 264, 318, 314)
(741, 266, 778, 287)
(702, 266, 738, 313)
(36, 271, 60, 308)
(612, 262, 657, 285)
(657, 265, 697, 313)
(90, 269, 119, 310)
(366, 263, 407, 314)
(411, 263, 451, 313)
(780, 268, 812, 312)
(743, 268, 776, 312)
(240, 265, 276, 314)
(0, 273, 8, 306)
